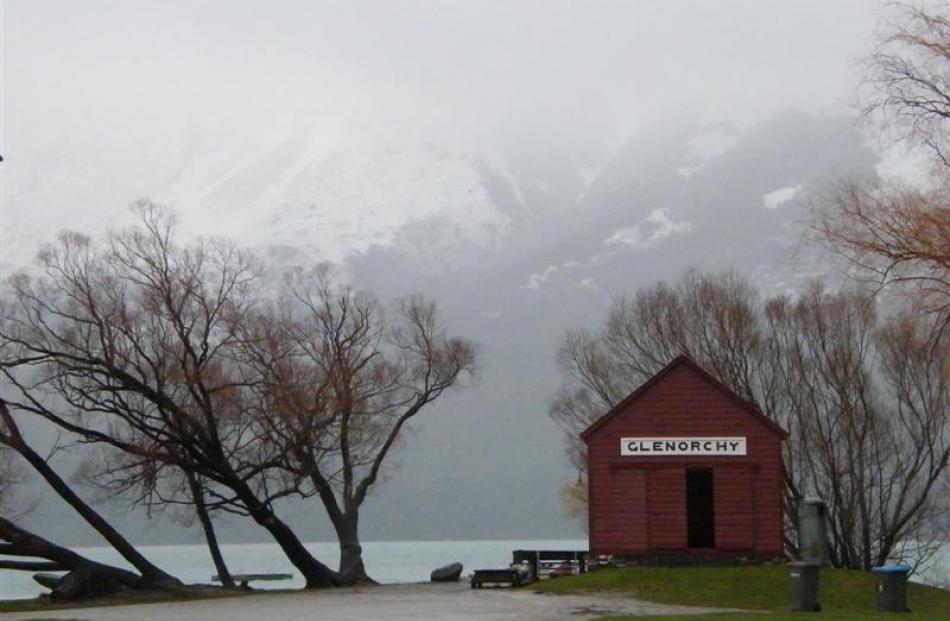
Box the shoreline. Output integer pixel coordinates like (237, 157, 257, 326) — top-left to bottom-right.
(0, 538, 588, 601)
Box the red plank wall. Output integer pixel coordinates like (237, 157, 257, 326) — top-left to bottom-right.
(585, 358, 784, 558)
(647, 468, 687, 549)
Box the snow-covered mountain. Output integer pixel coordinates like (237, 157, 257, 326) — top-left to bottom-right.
(3, 109, 873, 282)
(4, 111, 881, 544)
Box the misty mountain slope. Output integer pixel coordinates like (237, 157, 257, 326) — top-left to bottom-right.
(510, 112, 877, 293)
(358, 113, 877, 314)
(337, 112, 881, 543)
(235, 126, 514, 265)
(12, 112, 881, 546)
(0, 0, 897, 557)
(2, 120, 516, 272)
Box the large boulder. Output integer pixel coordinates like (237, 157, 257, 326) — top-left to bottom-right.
(430, 562, 463, 582)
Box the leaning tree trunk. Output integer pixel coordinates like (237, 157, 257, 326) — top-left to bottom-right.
(187, 472, 235, 588)
(7, 436, 181, 588)
(229, 477, 344, 588)
(0, 516, 145, 600)
(0, 401, 179, 587)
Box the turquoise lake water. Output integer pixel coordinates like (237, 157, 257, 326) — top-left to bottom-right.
(0, 539, 586, 600)
(2, 539, 947, 600)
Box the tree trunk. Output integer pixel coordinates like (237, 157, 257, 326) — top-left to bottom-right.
(229, 478, 344, 588)
(0, 560, 66, 571)
(186, 472, 234, 588)
(307, 470, 374, 585)
(0, 516, 144, 599)
(5, 435, 180, 588)
(336, 511, 374, 585)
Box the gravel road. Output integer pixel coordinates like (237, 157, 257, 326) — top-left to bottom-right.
(5, 582, 734, 621)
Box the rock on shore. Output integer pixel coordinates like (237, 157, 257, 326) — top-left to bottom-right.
(430, 563, 463, 582)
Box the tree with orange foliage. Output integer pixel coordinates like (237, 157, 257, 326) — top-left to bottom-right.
(812, 3, 950, 341)
(812, 180, 949, 334)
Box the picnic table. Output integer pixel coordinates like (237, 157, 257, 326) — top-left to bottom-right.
(470, 568, 523, 588)
(212, 573, 293, 589)
(511, 550, 589, 580)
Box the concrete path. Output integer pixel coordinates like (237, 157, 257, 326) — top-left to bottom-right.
(5, 582, 733, 620)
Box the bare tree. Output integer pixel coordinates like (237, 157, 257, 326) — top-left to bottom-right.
(765, 285, 950, 569)
(78, 446, 237, 588)
(0, 203, 343, 587)
(811, 180, 950, 338)
(1, 203, 478, 588)
(0, 399, 181, 594)
(240, 266, 478, 583)
(812, 3, 950, 341)
(552, 271, 950, 570)
(861, 2, 950, 169)
(183, 471, 235, 588)
(551, 271, 770, 471)
(0, 515, 144, 598)
(869, 314, 950, 568)
(0, 442, 30, 520)
(0, 404, 132, 587)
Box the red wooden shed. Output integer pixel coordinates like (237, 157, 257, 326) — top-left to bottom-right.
(582, 355, 786, 563)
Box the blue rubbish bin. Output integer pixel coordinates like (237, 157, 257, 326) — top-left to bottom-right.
(871, 565, 912, 612)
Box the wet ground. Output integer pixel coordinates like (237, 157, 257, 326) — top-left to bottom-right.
(4, 582, 733, 621)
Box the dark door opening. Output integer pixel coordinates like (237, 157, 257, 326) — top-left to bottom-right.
(686, 469, 715, 548)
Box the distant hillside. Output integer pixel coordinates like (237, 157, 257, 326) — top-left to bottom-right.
(8, 111, 879, 545)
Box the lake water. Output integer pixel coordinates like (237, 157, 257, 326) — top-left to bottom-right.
(0, 539, 586, 600)
(3, 539, 947, 601)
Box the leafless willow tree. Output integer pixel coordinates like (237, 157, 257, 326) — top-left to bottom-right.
(765, 285, 949, 568)
(77, 444, 236, 588)
(0, 202, 477, 588)
(812, 180, 950, 339)
(551, 270, 949, 570)
(812, 3, 950, 341)
(238, 266, 478, 583)
(0, 441, 29, 520)
(551, 272, 768, 471)
(0, 203, 344, 587)
(0, 400, 180, 596)
(862, 2, 950, 168)
(0, 515, 146, 600)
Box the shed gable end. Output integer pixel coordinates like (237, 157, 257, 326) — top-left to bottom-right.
(581, 355, 786, 442)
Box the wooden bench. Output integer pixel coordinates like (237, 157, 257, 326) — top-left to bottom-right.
(511, 550, 589, 580)
(470, 568, 522, 588)
(212, 573, 293, 589)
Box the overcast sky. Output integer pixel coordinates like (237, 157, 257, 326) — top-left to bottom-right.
(0, 0, 910, 553)
(1, 0, 885, 266)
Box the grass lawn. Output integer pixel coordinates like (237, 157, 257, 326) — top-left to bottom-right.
(589, 616, 946, 621)
(532, 565, 950, 621)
